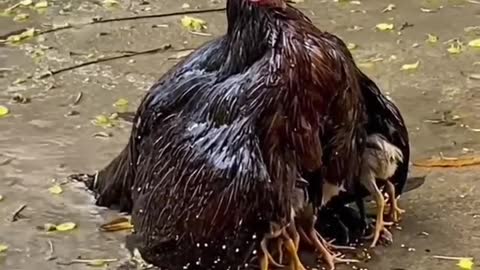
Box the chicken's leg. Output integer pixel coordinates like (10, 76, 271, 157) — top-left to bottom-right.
(363, 178, 393, 247)
(385, 181, 405, 223)
(259, 224, 286, 270)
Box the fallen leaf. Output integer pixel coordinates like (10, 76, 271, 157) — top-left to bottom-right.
(181, 16, 207, 32)
(168, 49, 194, 59)
(38, 223, 57, 231)
(347, 43, 357, 50)
(0, 105, 9, 118)
(48, 185, 63, 195)
(13, 13, 29, 22)
(0, 244, 8, 253)
(92, 115, 114, 128)
(447, 43, 463, 54)
(382, 4, 396, 13)
(113, 98, 129, 113)
(414, 156, 480, 168)
(376, 23, 394, 31)
(458, 258, 474, 270)
(100, 217, 133, 232)
(400, 61, 420, 71)
(6, 28, 36, 44)
(426, 34, 439, 43)
(468, 38, 480, 48)
(55, 222, 77, 232)
(20, 0, 33, 6)
(103, 0, 119, 7)
(34, 0, 48, 9)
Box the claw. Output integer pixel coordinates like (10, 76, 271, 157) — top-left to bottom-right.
(282, 230, 306, 270)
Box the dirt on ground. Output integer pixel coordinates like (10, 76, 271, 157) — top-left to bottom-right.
(0, 0, 479, 269)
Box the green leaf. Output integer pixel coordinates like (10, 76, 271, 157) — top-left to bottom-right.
(92, 115, 115, 128)
(0, 244, 7, 253)
(468, 38, 480, 48)
(0, 105, 10, 118)
(48, 184, 63, 195)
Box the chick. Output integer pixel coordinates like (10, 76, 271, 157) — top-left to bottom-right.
(359, 133, 404, 247)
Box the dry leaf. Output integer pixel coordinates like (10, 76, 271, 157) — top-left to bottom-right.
(0, 105, 9, 118)
(426, 34, 439, 43)
(55, 222, 77, 231)
(376, 23, 394, 31)
(447, 43, 463, 54)
(13, 13, 29, 21)
(457, 258, 474, 270)
(347, 43, 357, 50)
(468, 38, 480, 48)
(92, 115, 114, 128)
(48, 185, 63, 195)
(6, 28, 36, 44)
(34, 0, 48, 9)
(100, 217, 134, 232)
(382, 4, 396, 13)
(103, 0, 119, 7)
(181, 16, 207, 32)
(168, 49, 194, 59)
(414, 156, 480, 168)
(0, 244, 8, 253)
(401, 61, 420, 71)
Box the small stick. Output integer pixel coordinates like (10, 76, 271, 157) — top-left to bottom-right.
(45, 240, 56, 261)
(432, 255, 474, 261)
(11, 204, 27, 222)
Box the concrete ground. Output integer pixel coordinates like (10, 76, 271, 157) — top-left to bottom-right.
(0, 0, 479, 269)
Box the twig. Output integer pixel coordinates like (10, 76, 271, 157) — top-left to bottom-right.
(11, 204, 27, 222)
(432, 255, 474, 261)
(0, 8, 226, 40)
(37, 44, 173, 79)
(45, 240, 56, 261)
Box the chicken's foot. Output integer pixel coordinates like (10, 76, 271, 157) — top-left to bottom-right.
(366, 179, 393, 247)
(385, 181, 406, 223)
(281, 230, 306, 270)
(308, 229, 359, 270)
(259, 225, 286, 270)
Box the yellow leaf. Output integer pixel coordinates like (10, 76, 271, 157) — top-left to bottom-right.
(426, 34, 438, 43)
(468, 38, 480, 48)
(376, 23, 394, 31)
(48, 185, 63, 195)
(6, 28, 36, 44)
(181, 16, 207, 32)
(0, 244, 8, 253)
(347, 43, 357, 50)
(92, 115, 114, 128)
(55, 222, 77, 232)
(458, 258, 474, 270)
(13, 13, 29, 22)
(113, 98, 129, 113)
(34, 0, 48, 9)
(400, 61, 420, 71)
(103, 0, 119, 7)
(447, 44, 463, 54)
(0, 105, 9, 117)
(20, 0, 33, 6)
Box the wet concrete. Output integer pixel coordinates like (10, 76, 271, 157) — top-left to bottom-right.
(0, 0, 479, 269)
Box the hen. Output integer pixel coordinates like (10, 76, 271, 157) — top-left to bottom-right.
(72, 0, 368, 269)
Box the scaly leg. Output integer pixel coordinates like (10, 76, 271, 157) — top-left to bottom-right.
(282, 230, 306, 270)
(366, 179, 393, 247)
(259, 226, 285, 270)
(385, 181, 406, 223)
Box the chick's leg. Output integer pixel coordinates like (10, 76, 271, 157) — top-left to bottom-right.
(385, 181, 406, 223)
(281, 230, 306, 270)
(364, 178, 392, 247)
